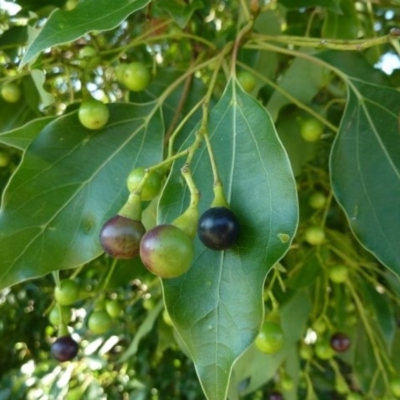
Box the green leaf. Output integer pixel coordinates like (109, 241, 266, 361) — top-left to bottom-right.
(157, 0, 204, 28)
(278, 0, 341, 13)
(0, 116, 55, 150)
(21, 0, 151, 66)
(330, 78, 400, 274)
(0, 103, 164, 289)
(30, 70, 55, 108)
(322, 0, 359, 39)
(266, 57, 328, 122)
(159, 80, 298, 400)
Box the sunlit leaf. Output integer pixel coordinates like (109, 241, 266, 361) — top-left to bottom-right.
(0, 103, 163, 289)
(159, 80, 298, 400)
(21, 0, 151, 66)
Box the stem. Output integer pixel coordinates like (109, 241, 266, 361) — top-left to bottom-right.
(100, 258, 118, 292)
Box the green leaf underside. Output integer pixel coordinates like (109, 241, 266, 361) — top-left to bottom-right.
(330, 78, 400, 275)
(159, 81, 298, 400)
(21, 0, 151, 66)
(0, 103, 163, 289)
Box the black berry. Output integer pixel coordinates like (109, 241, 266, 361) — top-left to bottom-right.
(51, 335, 79, 362)
(268, 391, 284, 400)
(197, 207, 239, 250)
(330, 332, 351, 353)
(99, 215, 146, 259)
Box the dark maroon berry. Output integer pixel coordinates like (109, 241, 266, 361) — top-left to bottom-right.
(99, 215, 146, 259)
(330, 332, 351, 353)
(268, 391, 284, 400)
(197, 207, 239, 250)
(51, 335, 79, 362)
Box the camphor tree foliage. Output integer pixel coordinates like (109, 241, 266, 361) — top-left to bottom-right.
(1, 0, 400, 399)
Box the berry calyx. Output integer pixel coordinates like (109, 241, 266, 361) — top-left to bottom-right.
(330, 332, 351, 353)
(140, 224, 194, 278)
(51, 335, 79, 362)
(78, 99, 109, 130)
(197, 207, 240, 250)
(121, 62, 151, 92)
(88, 310, 113, 334)
(99, 215, 146, 259)
(1, 82, 21, 103)
(54, 279, 80, 306)
(255, 321, 285, 354)
(126, 167, 163, 201)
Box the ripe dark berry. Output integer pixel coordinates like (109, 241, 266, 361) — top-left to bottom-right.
(99, 215, 146, 259)
(197, 207, 239, 250)
(268, 391, 284, 400)
(51, 335, 79, 362)
(330, 332, 351, 353)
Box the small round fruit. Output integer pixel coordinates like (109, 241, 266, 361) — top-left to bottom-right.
(78, 99, 109, 130)
(0, 150, 11, 167)
(305, 226, 325, 246)
(122, 62, 151, 91)
(197, 207, 240, 250)
(88, 310, 113, 334)
(309, 192, 326, 209)
(255, 321, 285, 354)
(140, 224, 194, 278)
(126, 167, 163, 201)
(330, 332, 351, 353)
(299, 343, 313, 360)
(300, 118, 324, 142)
(1, 82, 21, 103)
(328, 264, 348, 284)
(105, 299, 122, 318)
(99, 215, 146, 259)
(346, 393, 363, 400)
(51, 335, 79, 362)
(54, 279, 80, 306)
(281, 376, 294, 391)
(237, 70, 257, 93)
(390, 377, 400, 397)
(115, 63, 128, 82)
(269, 391, 284, 400)
(49, 305, 72, 326)
(315, 339, 335, 360)
(79, 46, 97, 59)
(312, 318, 327, 334)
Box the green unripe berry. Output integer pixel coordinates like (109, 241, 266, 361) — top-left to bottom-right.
(78, 99, 109, 130)
(255, 321, 285, 354)
(328, 264, 348, 283)
(88, 310, 113, 334)
(126, 167, 163, 201)
(237, 70, 257, 93)
(1, 82, 21, 103)
(0, 150, 11, 167)
(315, 339, 335, 360)
(105, 299, 122, 318)
(309, 192, 327, 209)
(79, 46, 97, 59)
(122, 62, 151, 92)
(49, 305, 73, 326)
(300, 118, 324, 142)
(54, 279, 80, 306)
(305, 226, 325, 245)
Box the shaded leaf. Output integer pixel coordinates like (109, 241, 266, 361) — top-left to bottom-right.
(0, 116, 55, 150)
(159, 80, 298, 400)
(0, 103, 164, 289)
(21, 0, 151, 66)
(30, 69, 55, 108)
(330, 78, 400, 274)
(322, 0, 359, 39)
(157, 0, 204, 28)
(278, 0, 341, 12)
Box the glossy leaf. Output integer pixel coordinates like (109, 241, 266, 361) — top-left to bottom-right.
(159, 80, 298, 400)
(0, 116, 54, 151)
(0, 103, 163, 289)
(330, 78, 400, 274)
(21, 0, 151, 66)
